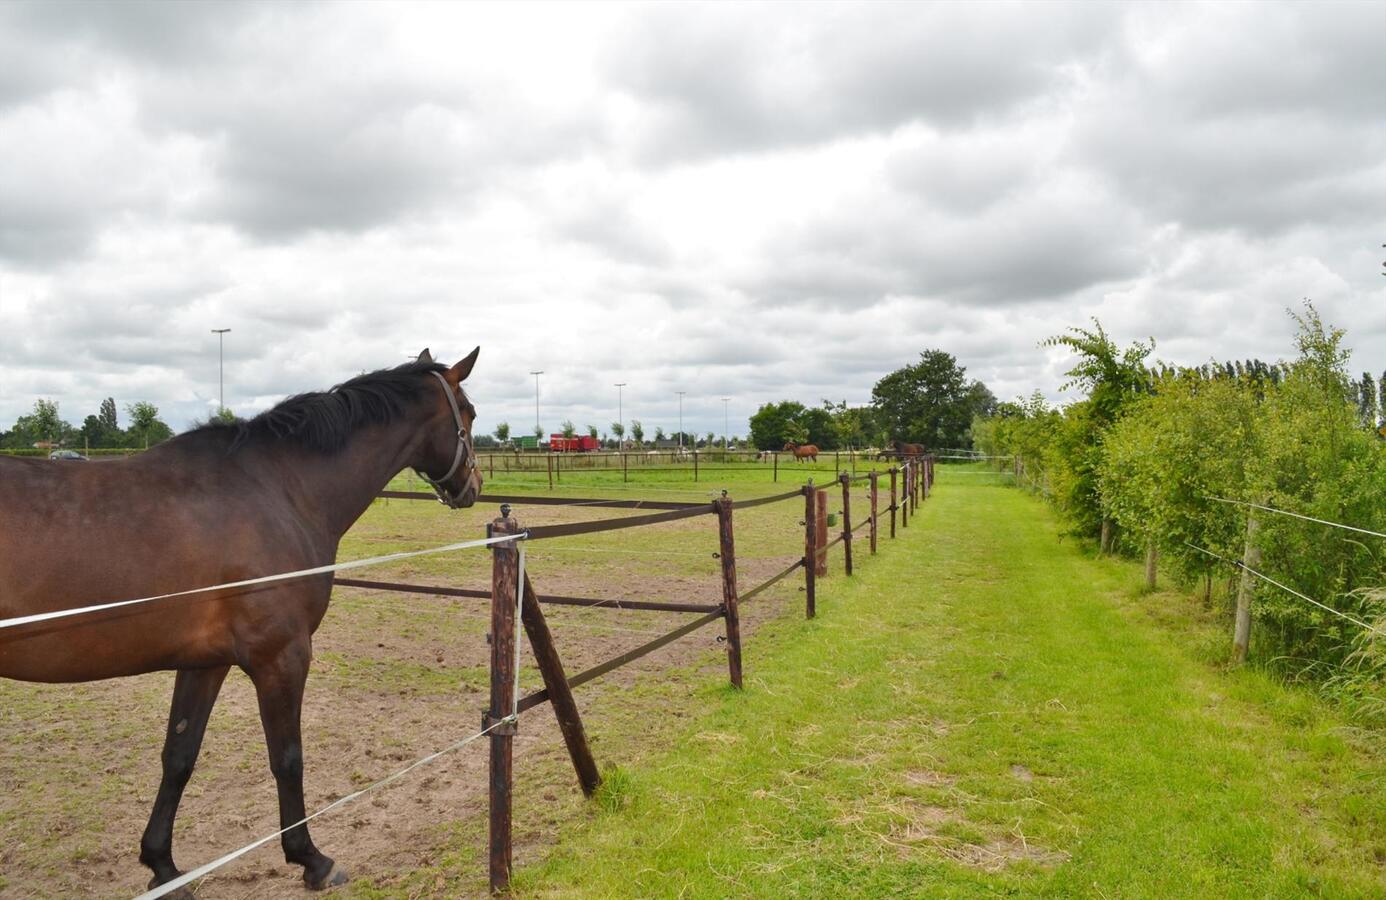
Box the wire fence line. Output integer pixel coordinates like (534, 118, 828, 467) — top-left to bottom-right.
(0, 532, 525, 634)
(1182, 541, 1385, 638)
(1206, 495, 1386, 540)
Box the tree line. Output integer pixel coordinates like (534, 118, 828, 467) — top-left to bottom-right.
(747, 349, 996, 451)
(0, 397, 185, 451)
(972, 304, 1386, 721)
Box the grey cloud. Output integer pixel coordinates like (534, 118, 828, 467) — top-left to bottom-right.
(603, 3, 1118, 163)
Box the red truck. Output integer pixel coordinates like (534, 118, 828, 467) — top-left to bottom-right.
(549, 434, 600, 452)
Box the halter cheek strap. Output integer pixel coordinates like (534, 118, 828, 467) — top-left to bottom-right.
(416, 370, 476, 506)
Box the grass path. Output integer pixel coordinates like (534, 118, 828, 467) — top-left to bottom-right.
(514, 477, 1386, 897)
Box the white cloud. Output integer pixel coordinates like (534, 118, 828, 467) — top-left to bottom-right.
(1, 1, 1384, 442)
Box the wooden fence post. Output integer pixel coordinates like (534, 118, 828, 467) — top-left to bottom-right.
(622, 451, 628, 483)
(840, 472, 853, 576)
(519, 573, 601, 797)
(889, 466, 898, 538)
(715, 495, 743, 688)
(802, 483, 816, 618)
(773, 451, 778, 483)
(1100, 519, 1114, 555)
(1144, 541, 1158, 590)
(1233, 514, 1261, 663)
(898, 463, 909, 526)
(815, 488, 829, 576)
(487, 512, 521, 894)
(869, 470, 878, 555)
(693, 449, 699, 482)
(546, 453, 553, 490)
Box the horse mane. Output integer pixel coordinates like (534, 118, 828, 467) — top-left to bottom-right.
(187, 360, 449, 454)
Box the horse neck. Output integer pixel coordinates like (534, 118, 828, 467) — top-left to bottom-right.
(266, 417, 430, 540)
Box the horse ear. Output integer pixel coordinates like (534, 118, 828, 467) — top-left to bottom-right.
(417, 348, 433, 364)
(451, 346, 481, 382)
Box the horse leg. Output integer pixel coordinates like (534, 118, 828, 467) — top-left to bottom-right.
(139, 666, 231, 893)
(248, 647, 346, 890)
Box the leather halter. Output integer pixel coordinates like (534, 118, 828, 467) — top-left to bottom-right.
(415, 370, 476, 507)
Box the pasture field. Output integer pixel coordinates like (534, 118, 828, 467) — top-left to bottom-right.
(7, 463, 1381, 898)
(0, 462, 877, 898)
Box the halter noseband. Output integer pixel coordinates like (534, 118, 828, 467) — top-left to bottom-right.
(415, 370, 476, 507)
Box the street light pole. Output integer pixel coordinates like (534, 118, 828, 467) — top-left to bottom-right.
(530, 371, 544, 437)
(614, 382, 626, 449)
(211, 328, 231, 413)
(722, 397, 730, 450)
(676, 391, 685, 449)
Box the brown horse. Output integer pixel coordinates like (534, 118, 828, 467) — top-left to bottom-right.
(0, 348, 483, 894)
(892, 439, 926, 457)
(783, 441, 819, 462)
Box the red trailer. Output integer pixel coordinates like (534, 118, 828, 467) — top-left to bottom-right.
(549, 434, 600, 452)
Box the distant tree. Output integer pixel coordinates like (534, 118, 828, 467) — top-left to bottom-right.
(533, 423, 544, 440)
(494, 421, 511, 443)
(748, 400, 807, 449)
(561, 419, 576, 439)
(98, 397, 118, 431)
(705, 431, 715, 448)
(611, 422, 625, 444)
(1379, 371, 1386, 430)
(211, 407, 238, 424)
(654, 425, 667, 442)
(473, 434, 497, 448)
(1359, 372, 1377, 428)
(871, 349, 994, 449)
(4, 399, 72, 448)
(586, 424, 599, 439)
(630, 420, 644, 446)
(126, 401, 172, 449)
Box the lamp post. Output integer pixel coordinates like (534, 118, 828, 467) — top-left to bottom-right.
(722, 397, 730, 450)
(211, 328, 231, 413)
(614, 382, 626, 449)
(530, 371, 543, 437)
(676, 391, 685, 449)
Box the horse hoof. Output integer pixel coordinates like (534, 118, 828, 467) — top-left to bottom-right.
(305, 861, 349, 891)
(146, 876, 195, 900)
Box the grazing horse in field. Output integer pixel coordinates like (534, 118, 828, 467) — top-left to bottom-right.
(892, 439, 927, 457)
(877, 440, 925, 461)
(783, 441, 819, 463)
(0, 348, 483, 895)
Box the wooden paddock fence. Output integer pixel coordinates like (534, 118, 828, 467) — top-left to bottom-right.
(337, 453, 935, 891)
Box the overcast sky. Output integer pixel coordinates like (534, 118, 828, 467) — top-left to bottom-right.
(1, 1, 1383, 440)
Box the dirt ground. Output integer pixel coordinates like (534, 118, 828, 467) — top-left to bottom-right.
(0, 483, 873, 898)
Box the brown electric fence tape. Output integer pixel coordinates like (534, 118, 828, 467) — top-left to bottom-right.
(379, 490, 703, 511)
(729, 487, 807, 510)
(739, 558, 805, 604)
(525, 503, 716, 540)
(333, 577, 719, 614)
(517, 609, 726, 713)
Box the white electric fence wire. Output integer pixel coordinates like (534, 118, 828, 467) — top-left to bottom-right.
(139, 533, 530, 900)
(1182, 541, 1386, 638)
(135, 717, 511, 900)
(1206, 496, 1386, 540)
(0, 533, 522, 633)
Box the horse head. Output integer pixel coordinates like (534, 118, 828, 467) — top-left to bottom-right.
(783, 441, 798, 451)
(413, 346, 483, 508)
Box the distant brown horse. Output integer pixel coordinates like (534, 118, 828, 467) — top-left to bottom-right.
(0, 348, 483, 895)
(783, 441, 819, 462)
(892, 439, 926, 457)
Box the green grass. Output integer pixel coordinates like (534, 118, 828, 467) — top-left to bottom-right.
(497, 471, 1386, 898)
